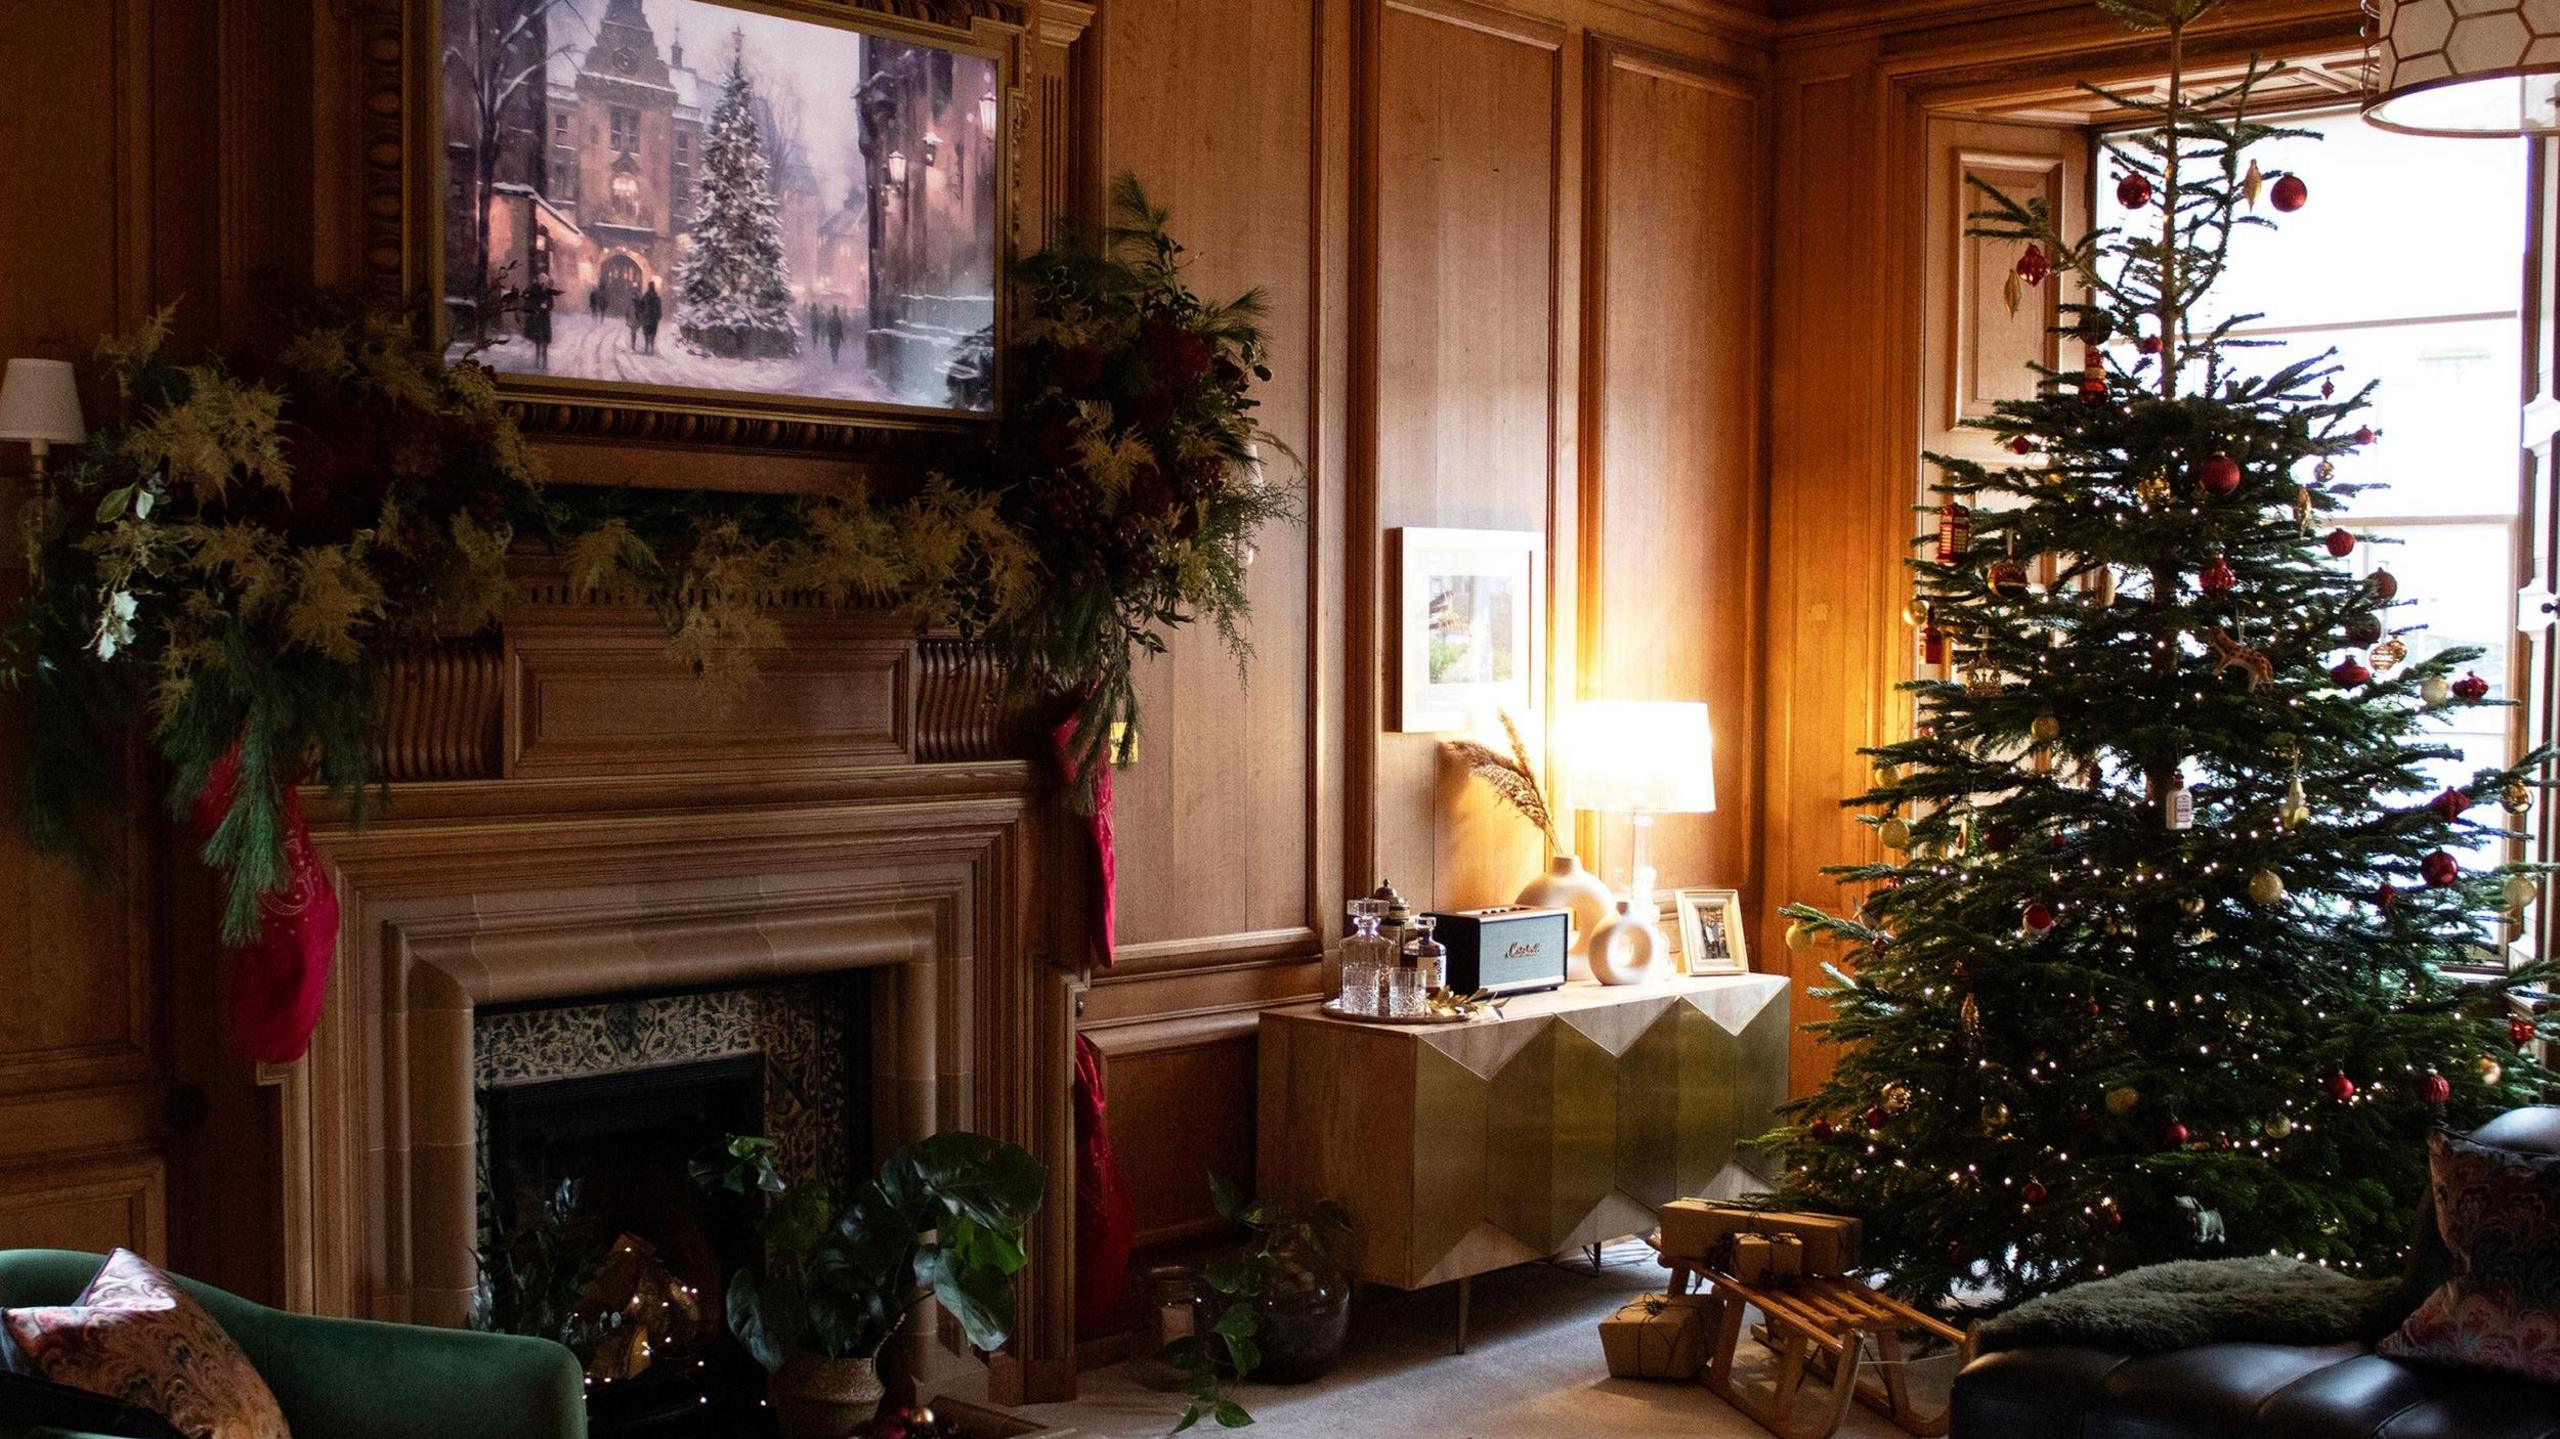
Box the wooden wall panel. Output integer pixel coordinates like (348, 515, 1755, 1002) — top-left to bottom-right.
(1368, 0, 1571, 916)
(1580, 40, 1765, 912)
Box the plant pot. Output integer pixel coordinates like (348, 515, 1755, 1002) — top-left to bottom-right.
(767, 1353, 885, 1439)
(1516, 854, 1613, 981)
(1252, 1286, 1351, 1385)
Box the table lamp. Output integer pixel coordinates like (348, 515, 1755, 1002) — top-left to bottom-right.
(0, 359, 86, 481)
(1558, 700, 1715, 983)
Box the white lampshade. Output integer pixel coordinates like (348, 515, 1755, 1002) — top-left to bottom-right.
(1558, 701, 1716, 815)
(0, 359, 85, 445)
(2367, 0, 2560, 136)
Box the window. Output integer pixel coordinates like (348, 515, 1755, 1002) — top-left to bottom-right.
(610, 105, 640, 155)
(2098, 109, 2529, 878)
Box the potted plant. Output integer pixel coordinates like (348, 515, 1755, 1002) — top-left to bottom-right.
(1168, 1178, 1353, 1431)
(695, 1133, 1045, 1439)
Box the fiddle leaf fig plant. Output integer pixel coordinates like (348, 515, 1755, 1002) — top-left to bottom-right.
(695, 1132, 1045, 1370)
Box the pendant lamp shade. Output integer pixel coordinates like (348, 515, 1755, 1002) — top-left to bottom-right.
(2366, 0, 2560, 136)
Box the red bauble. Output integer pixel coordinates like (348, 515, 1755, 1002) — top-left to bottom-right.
(2162, 1120, 2191, 1148)
(2117, 173, 2155, 209)
(2330, 658, 2371, 688)
(2513, 1016, 2542, 1048)
(2422, 849, 2462, 889)
(2200, 556, 2238, 595)
(2016, 246, 2052, 286)
(1865, 1105, 1888, 1131)
(2325, 527, 2356, 558)
(1808, 1118, 1835, 1141)
(2431, 788, 2473, 821)
(2418, 1072, 2452, 1106)
(2106, 1207, 2126, 1228)
(2376, 881, 2399, 912)
(2022, 901, 2057, 935)
(2138, 334, 2165, 356)
(2088, 999, 2102, 1016)
(2372, 569, 2400, 601)
(2022, 1180, 2049, 1206)
(2355, 426, 2377, 445)
(2271, 173, 2309, 212)
(2453, 672, 2492, 703)
(2327, 1073, 2358, 1102)
(2009, 435, 2036, 456)
(2197, 454, 2243, 496)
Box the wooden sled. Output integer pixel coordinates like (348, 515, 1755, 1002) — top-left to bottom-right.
(1665, 1255, 1972, 1439)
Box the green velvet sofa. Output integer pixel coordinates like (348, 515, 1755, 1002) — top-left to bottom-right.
(0, 1250, 585, 1439)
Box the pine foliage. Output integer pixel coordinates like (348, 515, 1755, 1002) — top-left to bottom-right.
(1772, 4, 2556, 1309)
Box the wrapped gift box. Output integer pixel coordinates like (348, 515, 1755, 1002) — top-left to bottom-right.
(1729, 1231, 1804, 1286)
(1598, 1294, 1707, 1379)
(1658, 1201, 1863, 1277)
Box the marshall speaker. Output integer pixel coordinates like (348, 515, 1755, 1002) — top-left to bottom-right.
(1427, 905, 1570, 997)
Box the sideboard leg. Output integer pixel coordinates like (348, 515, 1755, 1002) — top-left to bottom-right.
(1453, 1276, 1473, 1355)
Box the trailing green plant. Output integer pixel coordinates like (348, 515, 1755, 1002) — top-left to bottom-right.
(1163, 1175, 1352, 1433)
(693, 1132, 1045, 1369)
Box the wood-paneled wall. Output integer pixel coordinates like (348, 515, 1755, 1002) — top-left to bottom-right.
(1076, 0, 1774, 1326)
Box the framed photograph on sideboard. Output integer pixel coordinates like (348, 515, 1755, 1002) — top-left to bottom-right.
(1674, 887, 1749, 976)
(1390, 527, 1543, 733)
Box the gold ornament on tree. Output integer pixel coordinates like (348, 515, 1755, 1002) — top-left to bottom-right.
(2104, 1085, 2141, 1118)
(2249, 869, 2288, 905)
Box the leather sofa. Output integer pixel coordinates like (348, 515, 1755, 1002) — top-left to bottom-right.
(1951, 1106, 2560, 1438)
(0, 1249, 585, 1439)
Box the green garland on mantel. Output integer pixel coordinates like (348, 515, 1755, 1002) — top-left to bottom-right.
(2, 177, 1299, 944)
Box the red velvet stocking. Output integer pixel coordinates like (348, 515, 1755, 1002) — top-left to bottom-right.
(190, 746, 339, 1065)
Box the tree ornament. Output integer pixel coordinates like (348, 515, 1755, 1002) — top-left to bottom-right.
(1882, 1082, 1914, 1114)
(1960, 992, 1983, 1037)
(1880, 817, 1914, 850)
(2371, 637, 2409, 673)
(2022, 1180, 2049, 1207)
(2417, 1071, 2451, 1107)
(2513, 1016, 2542, 1048)
(2242, 157, 2266, 207)
(2016, 245, 2052, 286)
(2180, 894, 2207, 917)
(2161, 1120, 2191, 1149)
(2116, 172, 2154, 209)
(2421, 849, 2461, 889)
(1982, 1100, 2011, 1128)
(2107, 1207, 2125, 1228)
(2420, 674, 2453, 707)
(2197, 454, 2243, 496)
(1922, 622, 1947, 666)
(1987, 558, 2031, 600)
(2327, 1073, 2358, 1103)
(2322, 379, 2337, 400)
(2104, 1085, 2141, 1117)
(2344, 613, 2384, 647)
(2138, 333, 2165, 357)
(2329, 657, 2371, 688)
(1864, 1105, 1887, 1131)
(2080, 345, 2108, 404)
(2030, 711, 2062, 743)
(1807, 1117, 1834, 1140)
(2431, 787, 2473, 821)
(2200, 556, 2237, 595)
(2281, 776, 2311, 831)
(2165, 772, 2197, 830)
(2355, 426, 2377, 446)
(2452, 672, 2491, 703)
(1936, 499, 1971, 562)
(2295, 485, 2316, 534)
(2478, 1056, 2505, 1087)
(2371, 569, 2400, 601)
(2022, 901, 2057, 937)
(2503, 782, 2533, 816)
(2009, 435, 2035, 456)
(2505, 874, 2540, 916)
(2135, 471, 2173, 505)
(2324, 527, 2356, 558)
(2270, 172, 2308, 212)
(2264, 1114, 2295, 1139)
(2206, 628, 2274, 689)
(2249, 869, 2287, 905)
(1784, 919, 1815, 952)
(2376, 881, 2398, 913)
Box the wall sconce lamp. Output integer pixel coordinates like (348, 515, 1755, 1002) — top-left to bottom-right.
(2366, 0, 2560, 135)
(0, 358, 86, 489)
(921, 131, 941, 168)
(979, 84, 998, 138)
(886, 148, 908, 188)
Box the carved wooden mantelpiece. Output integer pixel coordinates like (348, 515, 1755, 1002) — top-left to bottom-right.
(287, 589, 1080, 1401)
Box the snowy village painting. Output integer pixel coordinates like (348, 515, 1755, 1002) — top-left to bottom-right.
(439, 0, 1002, 416)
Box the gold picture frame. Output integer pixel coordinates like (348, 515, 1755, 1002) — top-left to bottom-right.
(1673, 887, 1749, 976)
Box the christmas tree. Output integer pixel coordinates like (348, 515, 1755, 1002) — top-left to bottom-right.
(1776, 0, 2555, 1309)
(675, 42, 799, 360)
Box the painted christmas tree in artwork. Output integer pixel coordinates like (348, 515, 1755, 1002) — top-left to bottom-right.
(676, 39, 799, 360)
(1775, 0, 2555, 1308)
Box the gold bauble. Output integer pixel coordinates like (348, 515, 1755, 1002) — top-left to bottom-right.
(2504, 782, 2533, 817)
(2180, 895, 2208, 918)
(1784, 920, 1815, 952)
(2420, 675, 2452, 707)
(2104, 1085, 2141, 1118)
(2249, 869, 2287, 905)
(1876, 763, 1903, 787)
(1880, 818, 1914, 851)
(2478, 1056, 2506, 1087)
(2506, 875, 2540, 916)
(1981, 1101, 2011, 1128)
(2264, 1114, 2294, 1139)
(1882, 1082, 1914, 1115)
(2030, 712, 2063, 743)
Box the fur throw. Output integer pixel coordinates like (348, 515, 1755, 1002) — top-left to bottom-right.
(1975, 1257, 2410, 1355)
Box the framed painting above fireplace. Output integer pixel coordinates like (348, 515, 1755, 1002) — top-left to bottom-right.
(430, 0, 1011, 444)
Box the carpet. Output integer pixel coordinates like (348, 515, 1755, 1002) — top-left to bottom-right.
(1010, 1242, 1928, 1439)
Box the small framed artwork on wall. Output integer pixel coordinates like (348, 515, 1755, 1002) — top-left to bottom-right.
(1674, 887, 1749, 976)
(1390, 527, 1543, 733)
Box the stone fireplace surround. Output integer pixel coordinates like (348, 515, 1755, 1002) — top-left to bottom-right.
(270, 607, 1081, 1404)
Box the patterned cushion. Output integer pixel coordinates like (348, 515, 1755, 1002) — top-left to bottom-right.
(2379, 1128, 2560, 1385)
(0, 1249, 290, 1439)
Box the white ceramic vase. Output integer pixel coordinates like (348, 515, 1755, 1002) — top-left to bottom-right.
(1585, 899, 1670, 986)
(1515, 853, 1614, 983)
(767, 1353, 885, 1439)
